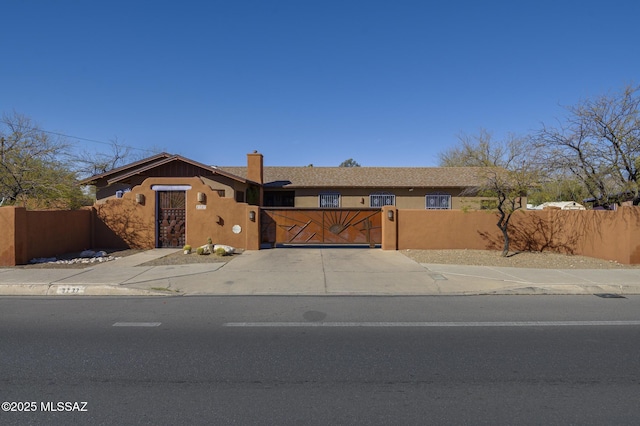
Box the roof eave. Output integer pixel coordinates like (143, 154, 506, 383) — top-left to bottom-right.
(78, 152, 173, 185)
(80, 154, 255, 187)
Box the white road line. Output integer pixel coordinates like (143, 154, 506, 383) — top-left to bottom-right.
(112, 322, 162, 327)
(224, 321, 640, 328)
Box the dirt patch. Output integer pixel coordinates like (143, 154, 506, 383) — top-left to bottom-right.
(138, 250, 238, 266)
(15, 248, 239, 269)
(402, 249, 640, 269)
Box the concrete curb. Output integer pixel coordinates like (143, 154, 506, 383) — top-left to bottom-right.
(1, 282, 639, 297)
(476, 284, 640, 296)
(0, 284, 174, 297)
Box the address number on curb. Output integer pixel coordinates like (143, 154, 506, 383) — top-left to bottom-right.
(56, 286, 86, 295)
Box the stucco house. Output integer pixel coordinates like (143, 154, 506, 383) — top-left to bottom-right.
(81, 151, 494, 249)
(85, 152, 261, 205)
(219, 163, 490, 210)
(4, 152, 639, 266)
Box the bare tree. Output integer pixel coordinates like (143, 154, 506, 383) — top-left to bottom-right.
(74, 138, 133, 178)
(73, 139, 165, 179)
(476, 156, 540, 256)
(439, 129, 507, 167)
(538, 84, 640, 208)
(440, 131, 542, 256)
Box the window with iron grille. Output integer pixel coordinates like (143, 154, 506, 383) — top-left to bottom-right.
(370, 192, 396, 207)
(425, 194, 451, 210)
(319, 192, 340, 208)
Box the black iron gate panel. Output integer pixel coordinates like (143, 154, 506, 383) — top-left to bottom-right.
(261, 208, 381, 247)
(157, 191, 186, 248)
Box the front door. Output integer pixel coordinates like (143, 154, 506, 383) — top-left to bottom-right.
(157, 191, 186, 248)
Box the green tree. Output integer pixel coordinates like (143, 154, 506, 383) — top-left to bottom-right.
(339, 158, 361, 167)
(526, 174, 589, 206)
(0, 112, 90, 209)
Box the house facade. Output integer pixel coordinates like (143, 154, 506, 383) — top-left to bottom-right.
(220, 163, 493, 210)
(87, 153, 261, 205)
(82, 151, 495, 249)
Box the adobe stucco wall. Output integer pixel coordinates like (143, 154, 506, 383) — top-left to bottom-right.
(0, 207, 92, 266)
(3, 203, 639, 266)
(382, 207, 640, 264)
(537, 208, 640, 264)
(0, 207, 24, 266)
(95, 177, 260, 250)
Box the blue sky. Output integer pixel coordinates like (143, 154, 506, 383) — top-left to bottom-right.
(1, 0, 638, 167)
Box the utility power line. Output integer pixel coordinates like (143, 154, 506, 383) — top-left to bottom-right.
(0, 119, 157, 154)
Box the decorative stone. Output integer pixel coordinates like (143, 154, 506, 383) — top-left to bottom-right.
(214, 244, 235, 255)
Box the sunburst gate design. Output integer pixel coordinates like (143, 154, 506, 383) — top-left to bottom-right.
(261, 209, 382, 246)
(324, 210, 362, 235)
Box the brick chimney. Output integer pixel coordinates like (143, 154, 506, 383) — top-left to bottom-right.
(247, 151, 264, 184)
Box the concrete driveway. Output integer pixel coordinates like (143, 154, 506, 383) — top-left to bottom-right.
(2, 248, 640, 296)
(191, 247, 440, 295)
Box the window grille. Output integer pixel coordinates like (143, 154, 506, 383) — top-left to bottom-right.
(425, 194, 451, 210)
(319, 193, 340, 208)
(370, 192, 396, 207)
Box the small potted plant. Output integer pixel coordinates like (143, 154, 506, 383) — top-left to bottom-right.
(183, 244, 192, 254)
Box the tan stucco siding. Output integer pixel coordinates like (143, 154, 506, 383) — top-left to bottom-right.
(200, 176, 249, 199)
(95, 176, 147, 204)
(290, 188, 481, 209)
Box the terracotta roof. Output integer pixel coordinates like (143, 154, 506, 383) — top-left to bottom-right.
(219, 166, 490, 188)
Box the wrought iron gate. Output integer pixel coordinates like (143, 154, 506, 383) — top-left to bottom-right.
(261, 208, 381, 247)
(157, 191, 186, 248)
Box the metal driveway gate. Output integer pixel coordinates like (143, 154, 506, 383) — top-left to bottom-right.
(261, 208, 381, 247)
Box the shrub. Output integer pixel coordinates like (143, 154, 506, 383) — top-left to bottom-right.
(196, 247, 205, 255)
(183, 245, 192, 251)
(207, 237, 213, 245)
(215, 247, 228, 256)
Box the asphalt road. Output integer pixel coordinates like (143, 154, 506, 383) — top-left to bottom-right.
(2, 295, 640, 425)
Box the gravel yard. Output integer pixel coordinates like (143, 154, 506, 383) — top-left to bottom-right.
(401, 249, 640, 269)
(16, 249, 143, 269)
(17, 248, 236, 269)
(146, 248, 640, 269)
